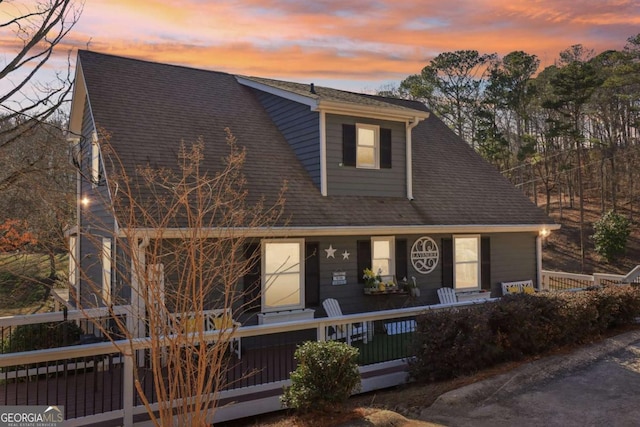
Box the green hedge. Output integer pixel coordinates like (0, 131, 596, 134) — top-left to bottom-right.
(410, 285, 640, 382)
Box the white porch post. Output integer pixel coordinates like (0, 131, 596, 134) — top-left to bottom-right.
(130, 236, 150, 367)
(536, 235, 543, 290)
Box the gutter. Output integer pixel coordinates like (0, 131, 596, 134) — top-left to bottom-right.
(119, 223, 561, 239)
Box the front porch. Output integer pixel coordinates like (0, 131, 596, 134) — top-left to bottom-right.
(1, 267, 638, 426)
(0, 303, 436, 426)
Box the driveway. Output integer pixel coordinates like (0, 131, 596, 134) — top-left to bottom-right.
(416, 329, 640, 427)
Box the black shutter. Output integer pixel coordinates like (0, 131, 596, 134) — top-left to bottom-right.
(395, 239, 407, 281)
(357, 240, 371, 284)
(243, 243, 261, 312)
(481, 237, 491, 291)
(380, 128, 392, 169)
(305, 242, 320, 307)
(342, 124, 356, 167)
(441, 238, 453, 287)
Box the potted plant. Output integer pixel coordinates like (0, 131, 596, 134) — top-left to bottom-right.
(406, 276, 421, 297)
(363, 268, 382, 294)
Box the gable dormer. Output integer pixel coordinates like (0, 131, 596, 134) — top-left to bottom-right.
(237, 77, 428, 199)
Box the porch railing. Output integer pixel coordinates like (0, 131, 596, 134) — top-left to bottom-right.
(541, 265, 640, 291)
(0, 299, 495, 426)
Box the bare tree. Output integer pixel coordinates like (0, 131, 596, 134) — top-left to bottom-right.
(0, 0, 83, 149)
(76, 129, 285, 425)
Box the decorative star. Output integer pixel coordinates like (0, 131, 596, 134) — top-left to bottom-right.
(342, 250, 350, 260)
(325, 245, 336, 259)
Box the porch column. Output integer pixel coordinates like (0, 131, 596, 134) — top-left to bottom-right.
(536, 235, 542, 289)
(130, 236, 150, 367)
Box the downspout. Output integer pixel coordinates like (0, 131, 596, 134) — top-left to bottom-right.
(406, 117, 422, 200)
(319, 110, 327, 196)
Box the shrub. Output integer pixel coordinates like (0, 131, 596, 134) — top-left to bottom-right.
(410, 286, 640, 383)
(488, 294, 563, 358)
(592, 210, 631, 262)
(410, 307, 499, 381)
(1, 321, 83, 353)
(281, 340, 361, 412)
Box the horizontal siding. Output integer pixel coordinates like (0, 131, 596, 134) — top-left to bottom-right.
(315, 232, 537, 314)
(488, 232, 538, 290)
(326, 114, 406, 197)
(79, 96, 116, 308)
(252, 89, 321, 188)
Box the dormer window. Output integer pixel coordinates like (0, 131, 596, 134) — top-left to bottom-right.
(356, 124, 379, 169)
(343, 123, 392, 170)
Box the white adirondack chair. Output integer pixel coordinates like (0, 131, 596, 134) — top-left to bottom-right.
(322, 298, 368, 344)
(437, 287, 458, 304)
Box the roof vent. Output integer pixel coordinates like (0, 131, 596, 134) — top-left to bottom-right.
(310, 83, 316, 94)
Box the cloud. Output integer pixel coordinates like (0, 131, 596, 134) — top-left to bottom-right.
(2, 0, 638, 90)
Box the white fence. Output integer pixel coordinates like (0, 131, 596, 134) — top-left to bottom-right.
(541, 265, 640, 291)
(0, 299, 497, 426)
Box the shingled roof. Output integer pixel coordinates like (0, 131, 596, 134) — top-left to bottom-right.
(76, 50, 553, 230)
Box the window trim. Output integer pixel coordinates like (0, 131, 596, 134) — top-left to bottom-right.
(453, 234, 481, 291)
(261, 238, 305, 313)
(356, 123, 380, 169)
(371, 236, 395, 277)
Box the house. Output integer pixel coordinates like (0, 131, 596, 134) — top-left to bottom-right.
(67, 50, 557, 326)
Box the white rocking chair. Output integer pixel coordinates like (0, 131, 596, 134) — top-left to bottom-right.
(322, 298, 368, 345)
(437, 287, 458, 304)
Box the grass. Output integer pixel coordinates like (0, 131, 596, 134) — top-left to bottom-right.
(0, 253, 68, 316)
(354, 331, 414, 365)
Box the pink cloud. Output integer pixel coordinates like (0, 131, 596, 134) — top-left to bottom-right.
(2, 0, 638, 89)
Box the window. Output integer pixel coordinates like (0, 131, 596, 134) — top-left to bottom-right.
(91, 131, 100, 187)
(262, 239, 304, 312)
(356, 124, 379, 169)
(102, 238, 112, 305)
(342, 124, 392, 169)
(453, 235, 480, 290)
(69, 235, 78, 299)
(371, 236, 395, 276)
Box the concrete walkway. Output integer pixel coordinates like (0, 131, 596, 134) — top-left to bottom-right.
(419, 330, 640, 427)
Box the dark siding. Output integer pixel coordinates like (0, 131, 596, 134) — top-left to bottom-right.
(78, 96, 116, 308)
(488, 232, 538, 295)
(326, 114, 406, 196)
(251, 89, 321, 188)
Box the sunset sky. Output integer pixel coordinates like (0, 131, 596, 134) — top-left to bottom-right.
(2, 0, 640, 93)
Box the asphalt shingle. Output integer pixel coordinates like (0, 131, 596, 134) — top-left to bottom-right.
(78, 50, 553, 229)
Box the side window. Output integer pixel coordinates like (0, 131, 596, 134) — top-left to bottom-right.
(262, 239, 305, 312)
(102, 238, 112, 305)
(453, 235, 480, 290)
(91, 131, 101, 187)
(371, 236, 395, 276)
